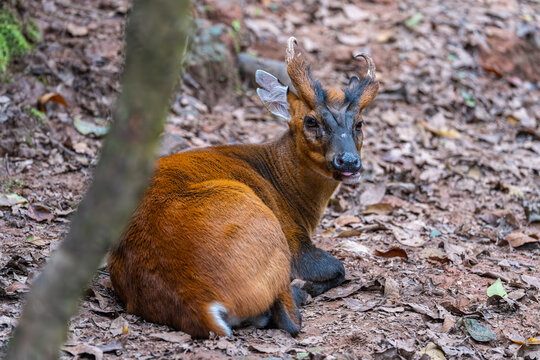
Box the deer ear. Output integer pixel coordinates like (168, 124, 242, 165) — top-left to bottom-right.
(256, 70, 291, 121)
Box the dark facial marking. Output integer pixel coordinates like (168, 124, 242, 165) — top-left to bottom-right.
(306, 65, 327, 106)
(343, 75, 372, 106)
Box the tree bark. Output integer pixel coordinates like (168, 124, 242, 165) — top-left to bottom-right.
(6, 1, 192, 359)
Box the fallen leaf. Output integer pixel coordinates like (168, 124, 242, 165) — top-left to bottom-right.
(418, 342, 446, 360)
(511, 337, 540, 345)
(0, 315, 16, 327)
(337, 223, 386, 238)
(336, 34, 368, 46)
(518, 343, 540, 359)
(5, 281, 29, 294)
(378, 306, 405, 313)
(26, 235, 49, 246)
(109, 316, 128, 337)
(523, 201, 540, 223)
(67, 23, 89, 37)
(442, 315, 456, 333)
(374, 247, 408, 259)
(376, 29, 395, 43)
(462, 318, 495, 342)
(521, 274, 540, 289)
(419, 120, 461, 139)
(487, 278, 508, 298)
(403, 302, 440, 320)
(98, 340, 124, 354)
(320, 283, 361, 300)
(62, 344, 103, 360)
(26, 203, 55, 222)
(440, 301, 485, 318)
(343, 298, 380, 312)
(340, 240, 371, 255)
(73, 117, 110, 137)
(507, 289, 526, 301)
(498, 182, 524, 198)
(37, 93, 68, 112)
(470, 268, 510, 282)
(0, 193, 27, 207)
(364, 203, 393, 215)
(390, 221, 426, 247)
(405, 12, 424, 29)
(430, 229, 441, 238)
(383, 276, 400, 298)
(419, 248, 444, 259)
(478, 26, 540, 82)
(334, 214, 361, 227)
(460, 90, 476, 108)
(504, 232, 538, 248)
(360, 182, 387, 206)
(149, 331, 191, 343)
(428, 256, 451, 264)
(248, 343, 282, 354)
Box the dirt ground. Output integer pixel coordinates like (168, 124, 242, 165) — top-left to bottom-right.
(1, 0, 539, 359)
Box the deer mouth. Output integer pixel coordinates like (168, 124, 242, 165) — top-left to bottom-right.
(333, 171, 362, 184)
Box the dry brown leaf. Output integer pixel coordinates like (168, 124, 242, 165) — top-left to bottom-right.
(109, 316, 128, 337)
(521, 274, 540, 289)
(149, 331, 191, 343)
(504, 232, 538, 248)
(360, 182, 387, 206)
(419, 248, 444, 259)
(37, 93, 69, 112)
(374, 247, 408, 259)
(320, 283, 362, 300)
(337, 229, 363, 238)
(26, 203, 55, 223)
(428, 256, 451, 264)
(337, 223, 386, 238)
(248, 343, 283, 354)
(67, 23, 89, 37)
(390, 221, 426, 247)
(419, 120, 461, 139)
(62, 344, 103, 360)
(334, 214, 361, 227)
(340, 240, 371, 255)
(26, 235, 49, 247)
(403, 302, 440, 320)
(378, 306, 405, 313)
(343, 298, 380, 312)
(442, 315, 456, 333)
(384, 276, 400, 298)
(5, 281, 29, 294)
(364, 203, 393, 215)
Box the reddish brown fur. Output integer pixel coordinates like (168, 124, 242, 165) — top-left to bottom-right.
(108, 38, 378, 338)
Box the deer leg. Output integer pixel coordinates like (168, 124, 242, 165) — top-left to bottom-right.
(291, 244, 345, 297)
(269, 286, 301, 337)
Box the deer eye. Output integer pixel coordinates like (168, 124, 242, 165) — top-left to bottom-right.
(355, 121, 364, 132)
(304, 116, 318, 128)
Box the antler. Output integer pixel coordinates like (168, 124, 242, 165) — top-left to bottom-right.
(348, 52, 379, 109)
(285, 37, 319, 108)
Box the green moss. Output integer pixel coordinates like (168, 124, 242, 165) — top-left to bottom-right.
(24, 104, 47, 122)
(0, 5, 41, 77)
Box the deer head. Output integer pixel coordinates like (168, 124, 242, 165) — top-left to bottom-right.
(256, 37, 379, 184)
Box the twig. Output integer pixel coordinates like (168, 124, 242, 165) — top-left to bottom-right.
(49, 138, 78, 158)
(4, 153, 11, 177)
(485, 256, 535, 269)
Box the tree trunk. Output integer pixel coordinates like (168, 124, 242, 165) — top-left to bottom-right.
(5, 1, 192, 359)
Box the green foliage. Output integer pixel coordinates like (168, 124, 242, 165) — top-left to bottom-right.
(0, 5, 41, 76)
(24, 105, 46, 122)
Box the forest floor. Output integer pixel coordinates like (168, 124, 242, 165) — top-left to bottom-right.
(1, 0, 539, 359)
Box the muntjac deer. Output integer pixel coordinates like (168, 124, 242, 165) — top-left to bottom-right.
(108, 37, 379, 338)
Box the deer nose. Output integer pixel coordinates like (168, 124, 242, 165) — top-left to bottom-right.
(333, 152, 362, 173)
